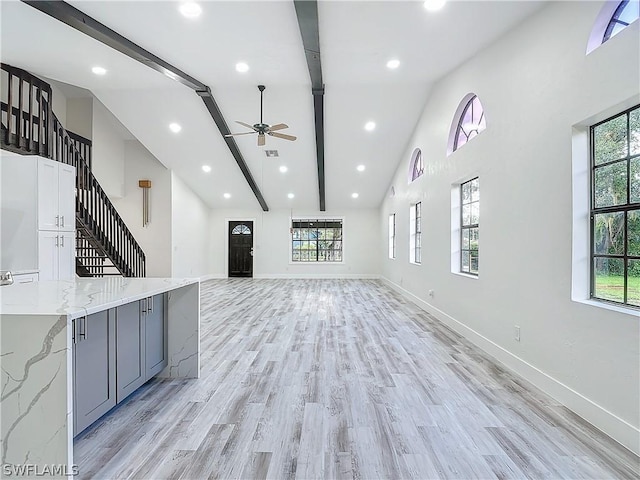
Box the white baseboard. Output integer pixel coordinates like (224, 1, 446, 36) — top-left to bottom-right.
(199, 273, 381, 280)
(254, 273, 381, 279)
(380, 276, 640, 456)
(199, 273, 226, 281)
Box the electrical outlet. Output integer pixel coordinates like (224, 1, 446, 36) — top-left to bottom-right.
(514, 326, 521, 342)
(428, 289, 434, 297)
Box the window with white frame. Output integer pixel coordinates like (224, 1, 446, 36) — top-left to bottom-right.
(409, 203, 421, 264)
(587, 0, 640, 53)
(388, 214, 396, 259)
(291, 219, 343, 262)
(590, 106, 640, 307)
(460, 178, 479, 275)
(408, 148, 424, 183)
(447, 94, 487, 155)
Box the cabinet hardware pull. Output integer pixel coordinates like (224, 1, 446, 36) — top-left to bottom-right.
(79, 316, 87, 341)
(61, 235, 64, 248)
(72, 319, 76, 345)
(55, 215, 59, 227)
(141, 298, 147, 314)
(149, 297, 153, 313)
(55, 235, 59, 247)
(61, 215, 65, 227)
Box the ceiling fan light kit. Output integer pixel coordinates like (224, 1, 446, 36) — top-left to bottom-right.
(225, 85, 298, 146)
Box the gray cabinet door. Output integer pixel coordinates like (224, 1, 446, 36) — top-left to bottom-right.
(145, 294, 168, 380)
(73, 309, 116, 436)
(115, 300, 146, 403)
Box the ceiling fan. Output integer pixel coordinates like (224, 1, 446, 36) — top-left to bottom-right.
(225, 85, 297, 147)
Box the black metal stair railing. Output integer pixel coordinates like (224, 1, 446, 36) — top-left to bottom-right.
(0, 63, 52, 156)
(1, 63, 145, 277)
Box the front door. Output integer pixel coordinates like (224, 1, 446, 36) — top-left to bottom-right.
(228, 221, 253, 277)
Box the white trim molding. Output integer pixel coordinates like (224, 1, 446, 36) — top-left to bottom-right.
(381, 276, 640, 456)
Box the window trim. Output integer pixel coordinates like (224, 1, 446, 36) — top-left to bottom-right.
(409, 202, 422, 265)
(447, 93, 487, 155)
(587, 0, 640, 54)
(289, 216, 345, 264)
(589, 104, 640, 308)
(388, 213, 396, 259)
(408, 148, 424, 183)
(460, 177, 479, 276)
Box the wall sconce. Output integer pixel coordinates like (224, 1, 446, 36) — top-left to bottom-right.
(139, 180, 151, 227)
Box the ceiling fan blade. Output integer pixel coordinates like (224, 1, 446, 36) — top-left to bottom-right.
(258, 133, 266, 146)
(268, 123, 289, 132)
(224, 131, 257, 137)
(236, 121, 256, 131)
(268, 131, 297, 141)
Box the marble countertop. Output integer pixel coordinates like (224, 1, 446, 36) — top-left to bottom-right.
(0, 277, 199, 319)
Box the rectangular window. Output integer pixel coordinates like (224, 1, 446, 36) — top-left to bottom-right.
(291, 219, 343, 262)
(590, 105, 640, 307)
(388, 214, 396, 259)
(460, 178, 479, 275)
(409, 202, 421, 264)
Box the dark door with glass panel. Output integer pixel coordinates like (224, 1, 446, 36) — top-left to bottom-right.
(228, 221, 253, 277)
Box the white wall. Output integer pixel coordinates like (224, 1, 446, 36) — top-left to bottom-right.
(171, 172, 211, 278)
(208, 208, 380, 278)
(49, 83, 67, 127)
(380, 1, 639, 454)
(66, 97, 93, 140)
(92, 99, 125, 198)
(111, 141, 172, 277)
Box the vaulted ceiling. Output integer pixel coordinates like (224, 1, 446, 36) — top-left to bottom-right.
(0, 0, 546, 211)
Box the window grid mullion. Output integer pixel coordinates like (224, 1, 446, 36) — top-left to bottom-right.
(590, 105, 639, 307)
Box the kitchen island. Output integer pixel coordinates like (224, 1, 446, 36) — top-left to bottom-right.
(0, 277, 200, 476)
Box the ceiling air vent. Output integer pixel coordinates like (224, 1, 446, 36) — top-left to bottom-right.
(264, 150, 279, 158)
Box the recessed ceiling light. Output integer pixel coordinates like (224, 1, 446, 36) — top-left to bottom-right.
(364, 121, 376, 131)
(352, 193, 359, 199)
(235, 62, 249, 73)
(169, 123, 182, 133)
(91, 66, 107, 75)
(424, 0, 447, 12)
(279, 165, 288, 173)
(201, 165, 211, 173)
(287, 193, 295, 199)
(357, 165, 366, 172)
(223, 193, 231, 199)
(386, 59, 400, 70)
(179, 2, 202, 18)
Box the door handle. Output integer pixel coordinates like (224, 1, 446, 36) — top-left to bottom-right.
(250, 248, 254, 257)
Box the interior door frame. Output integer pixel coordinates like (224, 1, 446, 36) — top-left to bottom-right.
(224, 217, 256, 278)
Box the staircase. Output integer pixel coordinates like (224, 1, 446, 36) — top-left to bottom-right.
(1, 63, 145, 277)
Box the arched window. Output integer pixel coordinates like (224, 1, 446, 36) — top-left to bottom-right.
(231, 224, 251, 235)
(408, 148, 424, 183)
(447, 94, 486, 155)
(587, 0, 639, 54)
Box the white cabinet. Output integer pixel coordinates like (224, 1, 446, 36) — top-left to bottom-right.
(38, 231, 74, 281)
(37, 158, 75, 232)
(1, 154, 76, 280)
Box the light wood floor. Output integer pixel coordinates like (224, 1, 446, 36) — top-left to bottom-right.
(75, 279, 639, 479)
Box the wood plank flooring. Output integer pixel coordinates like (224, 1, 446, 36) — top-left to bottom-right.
(74, 279, 640, 479)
